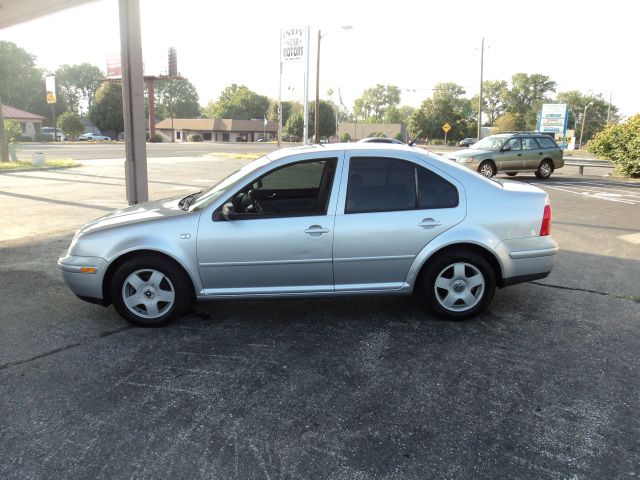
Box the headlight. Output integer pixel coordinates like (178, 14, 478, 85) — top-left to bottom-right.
(457, 157, 473, 164)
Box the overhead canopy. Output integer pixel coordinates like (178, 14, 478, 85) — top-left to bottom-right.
(0, 0, 98, 29)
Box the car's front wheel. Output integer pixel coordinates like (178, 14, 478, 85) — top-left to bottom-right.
(535, 159, 554, 179)
(110, 255, 192, 327)
(478, 161, 496, 178)
(420, 249, 496, 320)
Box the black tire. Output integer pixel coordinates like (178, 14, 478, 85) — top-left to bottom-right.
(419, 249, 496, 320)
(110, 255, 192, 327)
(478, 161, 496, 178)
(535, 159, 554, 179)
(506, 172, 517, 177)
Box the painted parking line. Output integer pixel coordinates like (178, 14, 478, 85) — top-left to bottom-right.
(618, 232, 640, 244)
(526, 180, 640, 205)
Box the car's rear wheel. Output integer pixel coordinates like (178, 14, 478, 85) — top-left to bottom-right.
(478, 161, 496, 178)
(420, 249, 496, 320)
(110, 255, 191, 327)
(535, 159, 554, 179)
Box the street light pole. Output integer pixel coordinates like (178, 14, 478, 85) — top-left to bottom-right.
(314, 26, 352, 144)
(579, 102, 593, 149)
(477, 37, 484, 140)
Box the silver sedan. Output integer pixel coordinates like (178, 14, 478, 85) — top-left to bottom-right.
(59, 144, 558, 326)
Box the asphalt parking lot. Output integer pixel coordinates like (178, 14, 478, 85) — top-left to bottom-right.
(1, 156, 639, 479)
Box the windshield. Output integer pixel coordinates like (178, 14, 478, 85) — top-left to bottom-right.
(473, 136, 506, 151)
(187, 155, 271, 211)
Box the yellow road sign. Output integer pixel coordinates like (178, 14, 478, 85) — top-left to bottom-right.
(46, 93, 57, 104)
(442, 122, 451, 133)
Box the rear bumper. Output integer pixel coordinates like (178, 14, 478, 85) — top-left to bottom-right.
(495, 236, 558, 286)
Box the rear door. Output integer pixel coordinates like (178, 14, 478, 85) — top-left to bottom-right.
(332, 153, 465, 291)
(522, 136, 544, 169)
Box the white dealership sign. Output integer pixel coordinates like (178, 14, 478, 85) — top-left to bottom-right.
(538, 103, 568, 133)
(281, 27, 306, 63)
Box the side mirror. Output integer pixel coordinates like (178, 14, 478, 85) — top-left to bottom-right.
(501, 145, 512, 152)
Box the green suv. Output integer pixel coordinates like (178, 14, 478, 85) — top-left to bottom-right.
(447, 132, 563, 179)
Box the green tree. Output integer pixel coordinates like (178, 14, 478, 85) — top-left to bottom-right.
(57, 112, 84, 139)
(88, 82, 123, 133)
(152, 79, 200, 120)
(555, 90, 617, 144)
(353, 84, 401, 122)
(284, 111, 304, 139)
(408, 82, 474, 141)
(309, 100, 336, 139)
(266, 100, 302, 127)
(55, 63, 104, 114)
(203, 84, 269, 120)
(587, 114, 640, 178)
(0, 41, 47, 116)
(471, 79, 508, 125)
(494, 113, 519, 132)
(503, 73, 556, 130)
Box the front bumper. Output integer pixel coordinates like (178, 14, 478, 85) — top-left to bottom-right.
(58, 254, 108, 302)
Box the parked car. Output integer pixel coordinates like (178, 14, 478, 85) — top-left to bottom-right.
(458, 137, 477, 147)
(357, 137, 405, 144)
(40, 127, 65, 141)
(446, 132, 564, 179)
(78, 133, 111, 141)
(59, 144, 557, 326)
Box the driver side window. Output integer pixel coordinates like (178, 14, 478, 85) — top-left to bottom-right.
(505, 138, 522, 150)
(226, 158, 337, 219)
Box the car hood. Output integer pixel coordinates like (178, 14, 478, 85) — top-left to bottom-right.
(448, 148, 490, 159)
(77, 196, 190, 236)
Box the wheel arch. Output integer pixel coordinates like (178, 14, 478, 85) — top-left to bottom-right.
(412, 242, 504, 294)
(102, 249, 196, 305)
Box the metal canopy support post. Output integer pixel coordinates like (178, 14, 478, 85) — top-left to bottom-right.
(119, 0, 148, 205)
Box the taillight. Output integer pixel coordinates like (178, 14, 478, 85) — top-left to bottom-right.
(540, 204, 552, 236)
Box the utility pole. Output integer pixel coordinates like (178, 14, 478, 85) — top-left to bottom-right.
(477, 37, 484, 140)
(606, 92, 612, 124)
(0, 96, 9, 162)
(315, 29, 321, 144)
(579, 102, 593, 150)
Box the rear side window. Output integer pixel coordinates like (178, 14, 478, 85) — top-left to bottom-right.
(346, 157, 458, 213)
(521, 137, 541, 150)
(536, 136, 559, 149)
(417, 168, 459, 209)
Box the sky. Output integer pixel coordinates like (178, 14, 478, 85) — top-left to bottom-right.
(1, 0, 638, 118)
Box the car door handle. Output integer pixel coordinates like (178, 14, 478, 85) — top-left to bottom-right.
(266, 193, 277, 198)
(418, 218, 442, 229)
(305, 225, 331, 236)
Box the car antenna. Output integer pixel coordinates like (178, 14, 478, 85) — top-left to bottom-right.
(407, 130, 422, 147)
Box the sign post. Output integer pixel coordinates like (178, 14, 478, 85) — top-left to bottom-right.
(45, 76, 57, 141)
(442, 122, 451, 146)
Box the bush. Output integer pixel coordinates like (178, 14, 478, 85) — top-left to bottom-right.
(341, 133, 351, 142)
(395, 133, 404, 142)
(147, 133, 163, 143)
(4, 121, 22, 142)
(34, 133, 54, 142)
(587, 114, 640, 178)
(57, 112, 84, 139)
(431, 139, 444, 145)
(187, 133, 203, 142)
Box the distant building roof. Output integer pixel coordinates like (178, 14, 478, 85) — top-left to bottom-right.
(155, 118, 278, 132)
(2, 105, 47, 121)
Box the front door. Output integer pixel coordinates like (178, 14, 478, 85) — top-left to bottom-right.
(197, 157, 340, 295)
(333, 155, 466, 291)
(497, 137, 523, 170)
